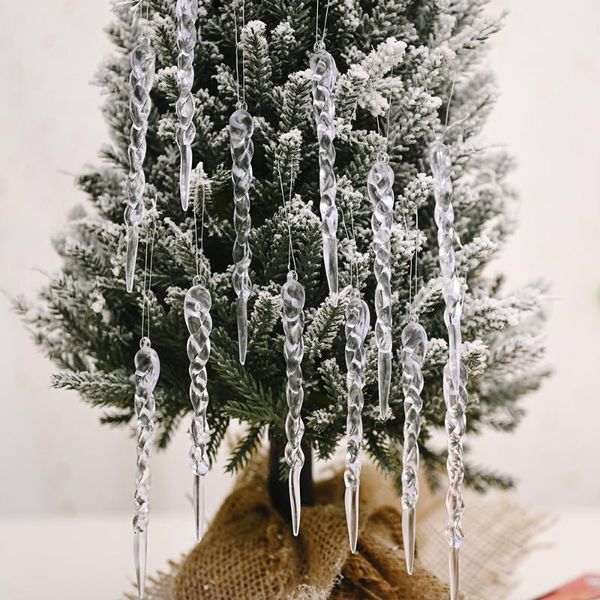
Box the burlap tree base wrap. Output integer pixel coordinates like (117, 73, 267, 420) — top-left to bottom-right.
(127, 460, 545, 600)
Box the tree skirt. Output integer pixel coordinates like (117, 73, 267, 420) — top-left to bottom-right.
(125, 462, 546, 600)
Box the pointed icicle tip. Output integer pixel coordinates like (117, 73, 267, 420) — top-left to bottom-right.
(449, 546, 460, 600)
(134, 530, 147, 600)
(345, 484, 360, 554)
(236, 296, 248, 365)
(402, 506, 416, 575)
(193, 474, 206, 542)
(289, 465, 302, 536)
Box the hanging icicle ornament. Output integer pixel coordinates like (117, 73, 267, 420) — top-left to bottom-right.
(367, 157, 395, 418)
(129, 187, 160, 599)
(229, 107, 254, 366)
(310, 40, 339, 297)
(229, 2, 254, 365)
(183, 165, 213, 541)
(124, 31, 155, 293)
(132, 336, 160, 600)
(276, 159, 307, 536)
(400, 319, 428, 575)
(281, 271, 306, 536)
(429, 136, 469, 600)
(175, 0, 199, 211)
(184, 277, 213, 541)
(343, 290, 370, 553)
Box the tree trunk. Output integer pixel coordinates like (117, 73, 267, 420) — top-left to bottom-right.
(268, 438, 315, 523)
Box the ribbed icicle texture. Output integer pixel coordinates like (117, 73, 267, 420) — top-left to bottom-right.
(184, 279, 213, 541)
(281, 271, 306, 537)
(310, 47, 339, 297)
(175, 0, 199, 211)
(429, 136, 469, 600)
(124, 36, 155, 293)
(229, 108, 254, 365)
(132, 336, 160, 599)
(343, 291, 370, 554)
(367, 159, 395, 418)
(400, 320, 428, 575)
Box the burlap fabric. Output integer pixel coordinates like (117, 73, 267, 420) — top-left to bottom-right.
(128, 460, 545, 600)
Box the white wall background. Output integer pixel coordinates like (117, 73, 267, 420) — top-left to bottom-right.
(0, 0, 598, 517)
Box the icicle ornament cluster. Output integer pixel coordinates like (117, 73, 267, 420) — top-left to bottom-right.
(367, 159, 395, 417)
(310, 45, 339, 297)
(184, 277, 213, 541)
(343, 291, 370, 553)
(281, 271, 306, 536)
(229, 108, 254, 365)
(400, 320, 428, 575)
(175, 0, 199, 211)
(125, 36, 155, 292)
(429, 136, 469, 600)
(132, 336, 160, 600)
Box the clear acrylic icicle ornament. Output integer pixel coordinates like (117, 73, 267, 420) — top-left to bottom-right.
(124, 35, 155, 292)
(229, 106, 254, 365)
(400, 319, 428, 575)
(343, 290, 370, 553)
(132, 336, 160, 599)
(229, 2, 254, 365)
(367, 158, 395, 418)
(184, 276, 213, 541)
(429, 136, 469, 600)
(310, 42, 339, 298)
(281, 270, 306, 536)
(175, 0, 199, 211)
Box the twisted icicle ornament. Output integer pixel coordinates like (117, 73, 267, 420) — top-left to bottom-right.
(367, 159, 395, 418)
(281, 270, 306, 536)
(229, 107, 254, 364)
(344, 290, 370, 553)
(125, 36, 155, 292)
(400, 320, 428, 575)
(429, 136, 469, 600)
(132, 336, 160, 600)
(310, 45, 339, 297)
(184, 277, 213, 541)
(175, 0, 198, 211)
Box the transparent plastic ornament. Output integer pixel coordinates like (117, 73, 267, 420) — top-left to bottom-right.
(343, 290, 370, 553)
(184, 276, 213, 541)
(281, 270, 306, 536)
(132, 336, 160, 600)
(367, 158, 395, 418)
(310, 45, 339, 297)
(400, 320, 428, 575)
(229, 107, 254, 364)
(125, 36, 155, 293)
(429, 136, 469, 600)
(175, 0, 199, 211)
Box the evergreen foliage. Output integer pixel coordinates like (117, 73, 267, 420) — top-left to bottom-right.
(18, 0, 548, 491)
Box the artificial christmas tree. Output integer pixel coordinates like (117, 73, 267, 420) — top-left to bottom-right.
(18, 0, 548, 595)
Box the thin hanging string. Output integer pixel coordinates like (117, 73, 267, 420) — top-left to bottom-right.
(242, 0, 247, 106)
(412, 208, 419, 320)
(117, 0, 149, 36)
(192, 168, 207, 278)
(276, 163, 297, 273)
(401, 211, 412, 310)
(140, 198, 158, 340)
(339, 200, 359, 290)
(385, 69, 394, 155)
(233, 4, 241, 107)
(339, 206, 353, 289)
(315, 0, 332, 46)
(349, 201, 359, 288)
